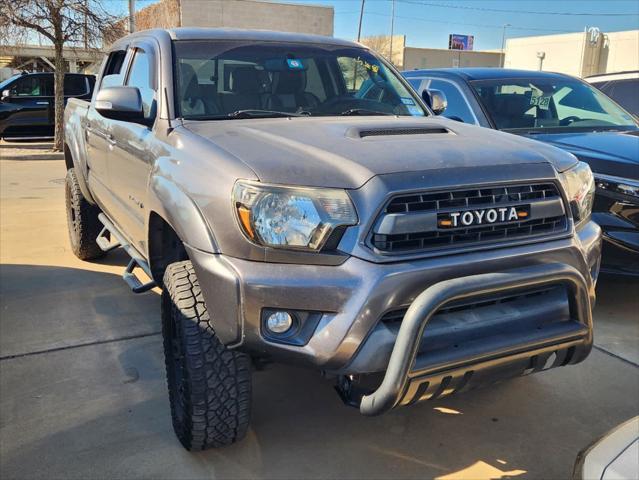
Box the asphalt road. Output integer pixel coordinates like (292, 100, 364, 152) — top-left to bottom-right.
(1, 142, 638, 480)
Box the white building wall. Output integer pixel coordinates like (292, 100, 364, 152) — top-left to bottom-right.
(504, 32, 589, 77)
(180, 0, 334, 36)
(504, 30, 638, 77)
(600, 30, 639, 74)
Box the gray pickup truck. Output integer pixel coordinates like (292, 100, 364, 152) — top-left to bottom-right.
(64, 28, 602, 451)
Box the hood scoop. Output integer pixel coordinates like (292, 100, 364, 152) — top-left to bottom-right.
(357, 126, 451, 138)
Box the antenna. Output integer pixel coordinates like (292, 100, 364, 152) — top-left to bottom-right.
(164, 87, 173, 133)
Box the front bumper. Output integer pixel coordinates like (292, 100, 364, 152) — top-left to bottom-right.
(187, 219, 600, 373)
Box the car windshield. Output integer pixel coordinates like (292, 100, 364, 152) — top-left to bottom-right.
(470, 77, 638, 132)
(173, 40, 427, 120)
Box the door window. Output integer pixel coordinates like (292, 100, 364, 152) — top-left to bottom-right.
(64, 76, 88, 96)
(125, 48, 157, 122)
(99, 50, 127, 91)
(428, 79, 477, 124)
(10, 75, 53, 97)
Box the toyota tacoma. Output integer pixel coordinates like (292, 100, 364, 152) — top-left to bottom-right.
(64, 28, 602, 451)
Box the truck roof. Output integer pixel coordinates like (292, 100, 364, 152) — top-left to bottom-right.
(114, 27, 361, 49)
(403, 68, 573, 82)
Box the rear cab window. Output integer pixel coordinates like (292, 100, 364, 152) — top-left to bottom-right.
(64, 75, 89, 96)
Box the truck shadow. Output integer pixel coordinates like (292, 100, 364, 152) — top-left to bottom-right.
(0, 263, 159, 359)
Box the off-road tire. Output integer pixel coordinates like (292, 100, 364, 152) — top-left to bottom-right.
(65, 168, 105, 260)
(162, 261, 252, 451)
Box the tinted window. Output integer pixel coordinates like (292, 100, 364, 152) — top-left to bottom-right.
(64, 75, 88, 96)
(428, 79, 476, 124)
(100, 50, 127, 91)
(593, 79, 639, 117)
(125, 48, 156, 121)
(471, 77, 637, 131)
(10, 75, 53, 97)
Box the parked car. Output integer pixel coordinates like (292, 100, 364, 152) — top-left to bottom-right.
(587, 71, 639, 118)
(573, 416, 639, 479)
(65, 29, 601, 451)
(0, 72, 95, 140)
(404, 68, 638, 275)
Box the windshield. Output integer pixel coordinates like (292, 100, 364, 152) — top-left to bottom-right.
(470, 77, 638, 132)
(173, 40, 427, 119)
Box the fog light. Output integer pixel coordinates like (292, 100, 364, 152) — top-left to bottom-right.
(266, 311, 293, 334)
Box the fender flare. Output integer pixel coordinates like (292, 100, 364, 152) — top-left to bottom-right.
(64, 124, 96, 204)
(147, 173, 219, 253)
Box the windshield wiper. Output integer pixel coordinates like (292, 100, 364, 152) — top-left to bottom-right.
(339, 108, 394, 116)
(227, 109, 311, 119)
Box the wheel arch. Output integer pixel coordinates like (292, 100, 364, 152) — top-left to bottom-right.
(63, 140, 96, 204)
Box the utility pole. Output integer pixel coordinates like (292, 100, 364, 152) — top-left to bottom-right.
(500, 23, 511, 67)
(389, 0, 395, 65)
(128, 0, 136, 33)
(356, 0, 365, 42)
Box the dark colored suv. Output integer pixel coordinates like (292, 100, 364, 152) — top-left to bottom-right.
(0, 72, 95, 139)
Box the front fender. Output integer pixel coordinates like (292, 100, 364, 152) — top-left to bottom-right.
(64, 125, 96, 204)
(147, 173, 219, 253)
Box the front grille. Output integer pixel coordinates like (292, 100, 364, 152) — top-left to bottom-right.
(371, 183, 568, 254)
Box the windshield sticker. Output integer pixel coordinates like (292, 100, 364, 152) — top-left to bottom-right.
(530, 94, 551, 110)
(355, 57, 380, 74)
(401, 97, 415, 106)
(286, 59, 304, 70)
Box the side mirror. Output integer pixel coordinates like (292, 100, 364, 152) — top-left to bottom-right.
(1, 89, 10, 100)
(422, 88, 447, 115)
(95, 86, 145, 123)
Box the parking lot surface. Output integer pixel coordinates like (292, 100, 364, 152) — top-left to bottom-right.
(1, 142, 638, 479)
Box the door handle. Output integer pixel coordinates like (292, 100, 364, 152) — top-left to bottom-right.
(106, 133, 116, 145)
(36, 101, 49, 105)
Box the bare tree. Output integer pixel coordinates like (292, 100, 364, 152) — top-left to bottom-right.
(0, 0, 124, 150)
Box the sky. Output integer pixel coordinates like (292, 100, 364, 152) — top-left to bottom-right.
(114, 0, 639, 51)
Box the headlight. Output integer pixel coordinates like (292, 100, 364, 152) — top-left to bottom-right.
(594, 173, 639, 200)
(233, 181, 358, 251)
(559, 161, 595, 226)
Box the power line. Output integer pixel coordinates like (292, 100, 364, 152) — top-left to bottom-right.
(361, 10, 572, 33)
(396, 0, 639, 17)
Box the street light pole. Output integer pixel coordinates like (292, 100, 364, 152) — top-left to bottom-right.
(128, 0, 136, 34)
(356, 0, 366, 42)
(389, 0, 395, 65)
(500, 23, 511, 67)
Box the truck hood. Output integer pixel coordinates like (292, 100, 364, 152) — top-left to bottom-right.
(184, 116, 577, 189)
(518, 130, 639, 180)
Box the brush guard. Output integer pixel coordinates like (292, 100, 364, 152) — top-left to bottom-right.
(357, 263, 593, 416)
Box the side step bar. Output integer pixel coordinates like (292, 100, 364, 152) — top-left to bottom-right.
(97, 213, 157, 294)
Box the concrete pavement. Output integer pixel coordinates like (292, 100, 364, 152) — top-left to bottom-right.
(1, 142, 638, 479)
